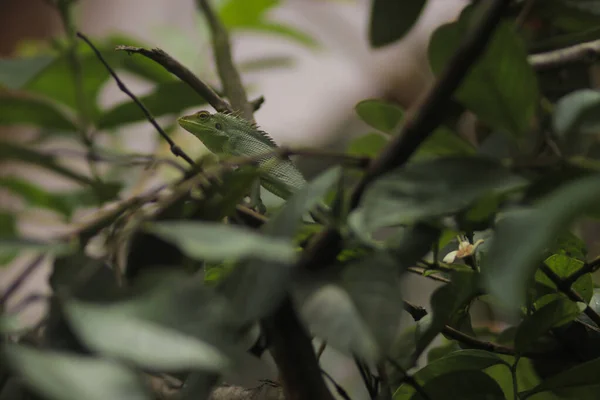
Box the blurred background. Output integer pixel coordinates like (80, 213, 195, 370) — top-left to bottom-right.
(0, 0, 469, 398)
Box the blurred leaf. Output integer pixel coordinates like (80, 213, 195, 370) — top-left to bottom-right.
(549, 230, 587, 261)
(355, 157, 527, 233)
(0, 141, 93, 185)
(355, 99, 404, 134)
(415, 350, 508, 385)
(0, 212, 18, 266)
(3, 344, 149, 400)
(218, 0, 278, 26)
(536, 254, 593, 304)
(147, 221, 297, 264)
(263, 166, 341, 237)
(515, 298, 584, 353)
(369, 0, 427, 48)
(301, 284, 380, 362)
(553, 89, 600, 137)
(346, 133, 388, 158)
(415, 271, 480, 356)
(341, 252, 403, 357)
(524, 356, 600, 398)
(219, 167, 341, 323)
(483, 175, 600, 312)
(238, 55, 294, 72)
(249, 22, 319, 48)
(217, 0, 317, 48)
(0, 177, 74, 217)
(400, 370, 505, 400)
(429, 7, 539, 138)
(0, 238, 74, 262)
(411, 127, 476, 162)
(63, 299, 228, 371)
(0, 95, 77, 131)
(0, 314, 21, 334)
(97, 81, 209, 130)
(0, 55, 54, 89)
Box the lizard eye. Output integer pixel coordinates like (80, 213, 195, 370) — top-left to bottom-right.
(215, 123, 222, 130)
(196, 111, 210, 120)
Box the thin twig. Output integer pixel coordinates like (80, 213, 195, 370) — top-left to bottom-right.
(297, 0, 512, 274)
(539, 264, 600, 327)
(197, 0, 254, 121)
(77, 32, 196, 167)
(406, 266, 451, 284)
(529, 39, 600, 70)
(386, 358, 431, 400)
(0, 255, 46, 307)
(354, 356, 376, 399)
(316, 340, 327, 361)
(321, 370, 352, 400)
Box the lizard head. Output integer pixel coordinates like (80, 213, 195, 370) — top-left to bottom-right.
(178, 110, 231, 153)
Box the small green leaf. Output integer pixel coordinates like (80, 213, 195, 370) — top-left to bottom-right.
(525, 356, 600, 397)
(63, 299, 228, 371)
(429, 6, 539, 138)
(301, 284, 380, 362)
(346, 133, 388, 158)
(356, 157, 527, 232)
(218, 0, 278, 27)
(483, 174, 600, 312)
(536, 254, 593, 304)
(147, 221, 297, 264)
(0, 55, 54, 89)
(97, 81, 210, 129)
(411, 127, 476, 162)
(0, 95, 77, 131)
(355, 99, 404, 134)
(4, 344, 149, 400)
(0, 212, 18, 265)
(515, 298, 584, 353)
(369, 0, 427, 48)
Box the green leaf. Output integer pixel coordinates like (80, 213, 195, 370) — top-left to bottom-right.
(0, 213, 18, 266)
(429, 6, 539, 138)
(411, 127, 476, 162)
(0, 95, 77, 131)
(355, 99, 404, 134)
(525, 356, 600, 397)
(515, 298, 584, 353)
(0, 177, 75, 217)
(369, 0, 427, 48)
(62, 299, 228, 371)
(0, 55, 55, 89)
(248, 22, 319, 48)
(3, 344, 149, 400)
(218, 0, 279, 27)
(355, 157, 527, 233)
(301, 284, 380, 362)
(147, 221, 297, 264)
(0, 238, 74, 262)
(97, 80, 209, 129)
(415, 271, 480, 356)
(536, 254, 593, 304)
(341, 252, 404, 357)
(403, 370, 506, 400)
(553, 89, 600, 137)
(346, 133, 388, 158)
(415, 350, 508, 385)
(483, 174, 600, 312)
(263, 166, 341, 237)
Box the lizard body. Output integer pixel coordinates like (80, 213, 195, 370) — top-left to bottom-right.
(178, 110, 306, 200)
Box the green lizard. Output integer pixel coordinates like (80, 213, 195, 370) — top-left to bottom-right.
(177, 110, 307, 202)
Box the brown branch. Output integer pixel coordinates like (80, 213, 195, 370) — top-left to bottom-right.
(297, 0, 512, 274)
(77, 33, 196, 167)
(539, 264, 600, 327)
(529, 39, 600, 71)
(197, 0, 255, 121)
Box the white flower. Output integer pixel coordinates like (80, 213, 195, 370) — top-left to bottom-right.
(443, 235, 484, 264)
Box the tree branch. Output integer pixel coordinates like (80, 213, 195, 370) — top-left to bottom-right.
(197, 0, 255, 121)
(563, 257, 600, 287)
(529, 39, 600, 71)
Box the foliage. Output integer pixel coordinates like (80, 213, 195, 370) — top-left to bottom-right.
(3, 0, 600, 400)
